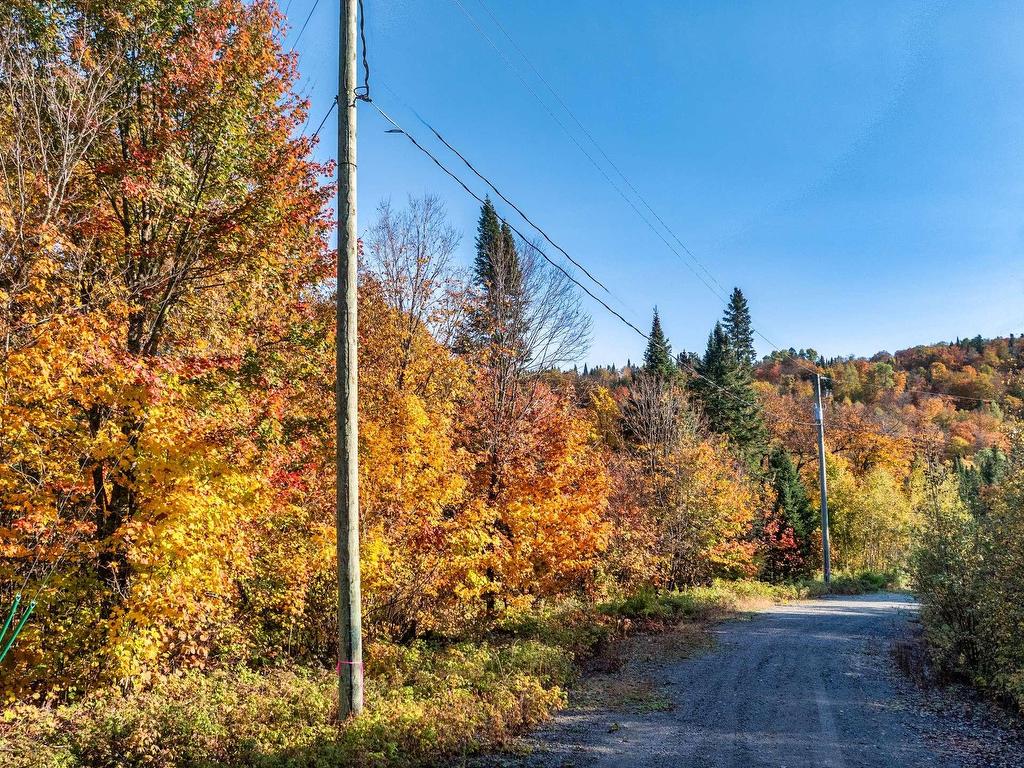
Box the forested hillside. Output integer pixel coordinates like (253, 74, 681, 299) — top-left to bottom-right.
(1, 1, 1022, 766)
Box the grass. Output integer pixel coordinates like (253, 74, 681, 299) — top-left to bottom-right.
(0, 574, 896, 768)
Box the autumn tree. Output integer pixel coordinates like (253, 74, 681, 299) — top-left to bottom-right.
(826, 454, 918, 573)
(0, 15, 127, 359)
(365, 195, 465, 386)
(621, 373, 756, 586)
(0, 0, 333, 687)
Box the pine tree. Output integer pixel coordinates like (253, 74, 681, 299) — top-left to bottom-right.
(689, 322, 766, 467)
(643, 307, 676, 379)
(723, 287, 756, 367)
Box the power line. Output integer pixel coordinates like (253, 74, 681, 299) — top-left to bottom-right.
(378, 82, 611, 296)
(446, 0, 728, 305)
(289, 0, 321, 53)
(473, 0, 729, 298)
(309, 96, 338, 140)
(368, 99, 646, 337)
(368, 96, 1000, 463)
(357, 0, 370, 98)
(454, 0, 826, 380)
(903, 387, 996, 405)
(367, 97, 797, 429)
(366, 96, 984, 438)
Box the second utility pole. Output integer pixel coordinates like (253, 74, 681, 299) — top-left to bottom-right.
(813, 373, 832, 585)
(337, 0, 364, 719)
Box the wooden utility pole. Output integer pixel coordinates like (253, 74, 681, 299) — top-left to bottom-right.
(813, 373, 832, 585)
(337, 0, 363, 718)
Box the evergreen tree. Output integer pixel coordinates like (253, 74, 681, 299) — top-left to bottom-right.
(723, 287, 756, 367)
(771, 447, 817, 542)
(676, 350, 700, 370)
(643, 307, 676, 379)
(473, 198, 503, 287)
(689, 322, 766, 467)
(956, 446, 1009, 515)
(470, 200, 524, 353)
(762, 446, 819, 582)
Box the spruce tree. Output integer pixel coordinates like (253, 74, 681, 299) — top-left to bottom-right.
(769, 447, 817, 541)
(762, 446, 818, 582)
(643, 308, 676, 379)
(474, 198, 503, 288)
(723, 287, 756, 367)
(689, 322, 766, 467)
(470, 200, 524, 353)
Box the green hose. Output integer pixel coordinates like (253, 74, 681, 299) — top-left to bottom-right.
(0, 599, 35, 664)
(0, 593, 21, 648)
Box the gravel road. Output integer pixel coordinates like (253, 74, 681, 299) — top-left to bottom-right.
(496, 593, 1022, 768)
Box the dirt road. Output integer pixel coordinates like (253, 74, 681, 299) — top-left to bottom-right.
(499, 593, 1021, 768)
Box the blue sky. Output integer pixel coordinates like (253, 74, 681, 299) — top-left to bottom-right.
(285, 0, 1024, 366)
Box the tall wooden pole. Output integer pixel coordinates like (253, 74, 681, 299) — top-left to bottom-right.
(814, 373, 832, 585)
(337, 0, 363, 719)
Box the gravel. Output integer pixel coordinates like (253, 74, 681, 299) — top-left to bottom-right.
(482, 593, 1024, 768)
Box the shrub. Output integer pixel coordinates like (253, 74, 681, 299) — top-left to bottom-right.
(915, 437, 1024, 712)
(0, 642, 571, 768)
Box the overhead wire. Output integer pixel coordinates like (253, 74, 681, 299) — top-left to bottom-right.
(366, 100, 815, 428)
(378, 82, 611, 295)
(472, 0, 728, 297)
(368, 100, 646, 337)
(366, 94, 990, 437)
(355, 4, 991, 437)
(903, 387, 995, 405)
(344, 0, 775, 427)
(452, 0, 827, 380)
(446, 0, 731, 305)
(309, 96, 338, 140)
(367, 98, 807, 430)
(288, 0, 321, 54)
(357, 0, 371, 99)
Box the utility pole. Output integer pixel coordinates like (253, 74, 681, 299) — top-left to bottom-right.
(813, 373, 832, 585)
(337, 0, 363, 718)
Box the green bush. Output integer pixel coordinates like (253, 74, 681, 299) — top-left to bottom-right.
(915, 449, 1024, 712)
(0, 642, 571, 768)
